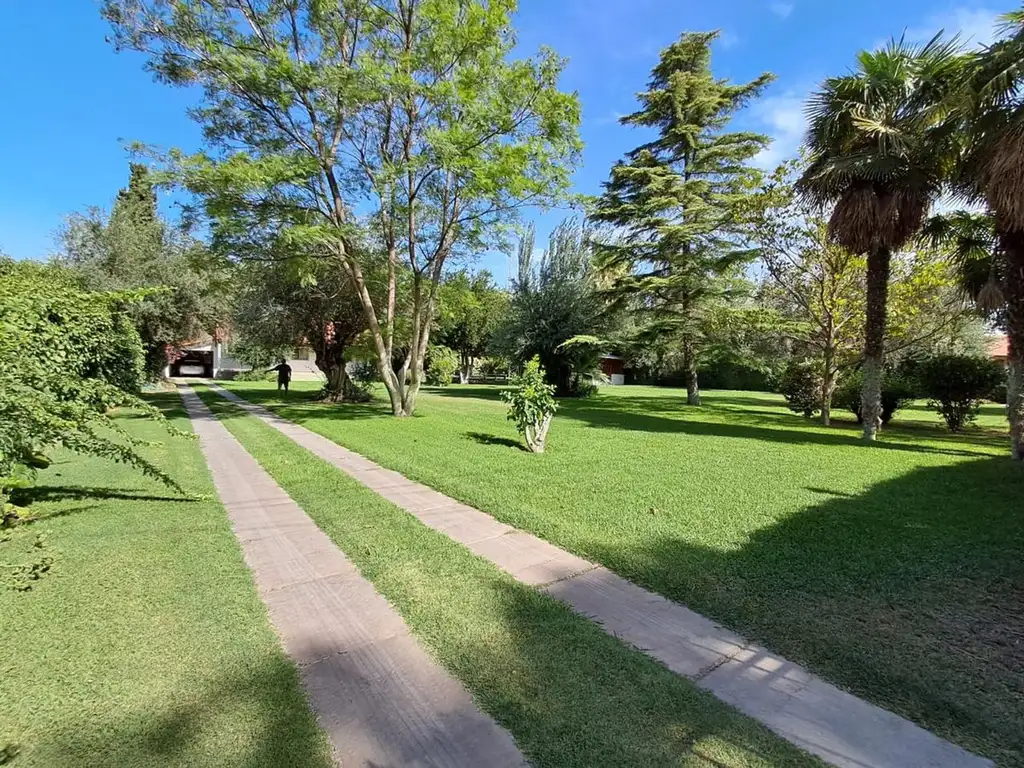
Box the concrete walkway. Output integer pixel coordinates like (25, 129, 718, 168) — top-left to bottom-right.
(204, 383, 996, 768)
(178, 385, 525, 768)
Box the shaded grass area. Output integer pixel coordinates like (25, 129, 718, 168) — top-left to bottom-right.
(0, 394, 331, 768)
(224, 380, 1024, 766)
(194, 385, 823, 768)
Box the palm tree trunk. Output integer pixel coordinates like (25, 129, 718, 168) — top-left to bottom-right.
(682, 335, 701, 406)
(861, 245, 892, 442)
(1002, 230, 1024, 461)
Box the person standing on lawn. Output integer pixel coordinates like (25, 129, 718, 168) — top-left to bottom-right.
(268, 359, 292, 394)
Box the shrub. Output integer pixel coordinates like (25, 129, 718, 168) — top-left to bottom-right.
(834, 369, 917, 426)
(1, 259, 185, 590)
(425, 345, 458, 386)
(568, 372, 601, 399)
(990, 382, 1008, 405)
(233, 369, 274, 382)
(916, 354, 1005, 432)
(502, 357, 557, 453)
(778, 359, 821, 418)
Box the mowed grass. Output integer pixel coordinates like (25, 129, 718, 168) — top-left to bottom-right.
(224, 380, 1024, 766)
(0, 395, 331, 768)
(194, 384, 822, 767)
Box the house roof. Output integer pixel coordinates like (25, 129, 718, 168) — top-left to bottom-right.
(987, 334, 1009, 359)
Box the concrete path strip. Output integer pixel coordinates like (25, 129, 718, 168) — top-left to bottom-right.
(205, 383, 996, 768)
(178, 385, 526, 768)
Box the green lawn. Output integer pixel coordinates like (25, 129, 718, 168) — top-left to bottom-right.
(223, 380, 1024, 767)
(193, 384, 821, 767)
(0, 395, 331, 768)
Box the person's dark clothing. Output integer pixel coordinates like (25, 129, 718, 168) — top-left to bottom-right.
(271, 363, 292, 392)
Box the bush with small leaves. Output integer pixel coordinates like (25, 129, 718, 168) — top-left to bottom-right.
(916, 354, 1005, 432)
(1, 259, 187, 590)
(502, 358, 558, 453)
(425, 345, 459, 386)
(834, 369, 917, 426)
(778, 359, 822, 418)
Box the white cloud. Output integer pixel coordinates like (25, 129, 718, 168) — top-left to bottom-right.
(594, 110, 628, 126)
(770, 2, 794, 19)
(718, 31, 740, 49)
(903, 6, 1000, 48)
(751, 91, 808, 169)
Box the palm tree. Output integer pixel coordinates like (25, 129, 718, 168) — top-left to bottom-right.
(797, 35, 966, 441)
(921, 211, 1003, 310)
(955, 10, 1024, 461)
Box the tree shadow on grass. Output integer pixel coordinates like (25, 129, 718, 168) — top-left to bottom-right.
(580, 456, 1024, 765)
(40, 653, 333, 768)
(423, 385, 507, 402)
(464, 432, 526, 451)
(558, 400, 993, 457)
(11, 486, 193, 506)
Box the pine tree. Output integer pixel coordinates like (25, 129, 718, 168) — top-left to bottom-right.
(114, 163, 158, 225)
(593, 31, 773, 405)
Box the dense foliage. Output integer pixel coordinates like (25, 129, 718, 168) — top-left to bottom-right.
(104, 0, 581, 417)
(495, 220, 618, 397)
(434, 271, 508, 383)
(502, 358, 557, 453)
(779, 360, 823, 418)
(593, 31, 772, 406)
(233, 252, 375, 401)
(953, 11, 1024, 459)
(916, 355, 1005, 432)
(797, 36, 965, 441)
(57, 164, 229, 379)
(0, 259, 182, 590)
(834, 369, 917, 426)
(425, 346, 459, 387)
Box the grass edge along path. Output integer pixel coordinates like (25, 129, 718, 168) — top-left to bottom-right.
(205, 382, 996, 768)
(179, 384, 526, 767)
(220, 380, 1022, 767)
(193, 384, 823, 768)
(0, 393, 332, 768)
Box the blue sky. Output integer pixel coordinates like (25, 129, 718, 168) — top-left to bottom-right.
(0, 0, 1007, 282)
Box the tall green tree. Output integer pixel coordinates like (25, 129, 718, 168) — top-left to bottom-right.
(234, 252, 375, 401)
(434, 270, 508, 383)
(954, 10, 1024, 461)
(57, 164, 228, 378)
(103, 0, 581, 417)
(494, 219, 617, 396)
(592, 31, 773, 405)
(797, 36, 966, 440)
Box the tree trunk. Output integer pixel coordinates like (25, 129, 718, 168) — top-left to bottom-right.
(861, 245, 892, 441)
(1001, 230, 1024, 461)
(821, 344, 836, 427)
(459, 353, 471, 384)
(336, 254, 405, 416)
(682, 335, 700, 406)
(821, 372, 834, 427)
(323, 363, 347, 402)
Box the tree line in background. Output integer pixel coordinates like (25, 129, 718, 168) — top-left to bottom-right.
(5, 1, 1022, 465)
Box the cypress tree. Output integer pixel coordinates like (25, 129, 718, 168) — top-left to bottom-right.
(594, 31, 773, 404)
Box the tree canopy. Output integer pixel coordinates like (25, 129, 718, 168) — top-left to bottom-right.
(103, 0, 582, 416)
(494, 219, 619, 397)
(593, 31, 773, 405)
(434, 270, 508, 383)
(57, 164, 229, 379)
(797, 35, 967, 439)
